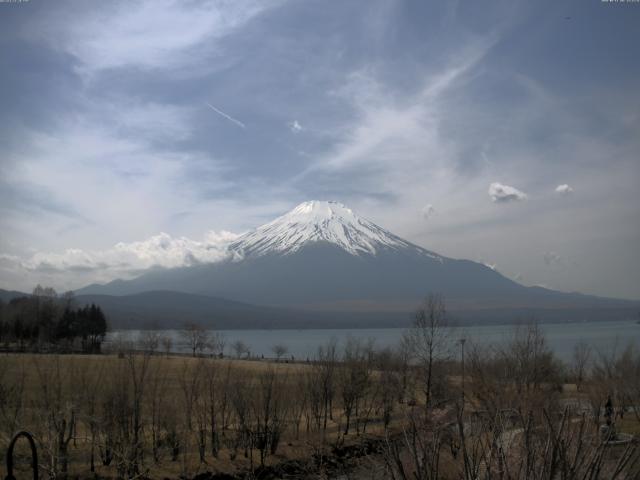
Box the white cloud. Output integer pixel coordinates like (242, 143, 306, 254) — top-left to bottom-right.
(288, 120, 303, 133)
(0, 254, 22, 269)
(488, 182, 527, 203)
(303, 38, 497, 177)
(555, 184, 574, 195)
(110, 101, 196, 141)
(1, 231, 241, 287)
(39, 0, 277, 75)
(422, 204, 435, 220)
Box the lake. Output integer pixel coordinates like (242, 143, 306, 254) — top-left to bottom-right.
(108, 320, 640, 363)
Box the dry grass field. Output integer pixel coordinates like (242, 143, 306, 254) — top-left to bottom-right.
(1, 323, 639, 480)
(0, 351, 411, 479)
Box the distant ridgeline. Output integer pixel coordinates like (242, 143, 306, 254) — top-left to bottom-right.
(0, 285, 107, 353)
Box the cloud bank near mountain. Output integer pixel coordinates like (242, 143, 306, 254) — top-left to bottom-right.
(0, 231, 239, 290)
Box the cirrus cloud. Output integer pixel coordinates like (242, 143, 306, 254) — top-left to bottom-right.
(37, 0, 279, 75)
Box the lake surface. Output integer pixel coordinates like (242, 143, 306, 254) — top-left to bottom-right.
(108, 320, 640, 363)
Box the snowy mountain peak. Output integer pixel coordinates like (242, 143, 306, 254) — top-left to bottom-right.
(230, 200, 438, 258)
(285, 200, 358, 224)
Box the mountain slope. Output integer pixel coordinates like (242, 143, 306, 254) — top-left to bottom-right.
(75, 290, 422, 329)
(77, 201, 639, 324)
(230, 200, 437, 258)
(0, 288, 28, 303)
(75, 291, 308, 330)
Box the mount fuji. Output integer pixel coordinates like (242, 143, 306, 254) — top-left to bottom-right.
(229, 201, 434, 258)
(76, 201, 639, 328)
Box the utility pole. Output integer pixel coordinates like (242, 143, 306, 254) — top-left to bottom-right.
(460, 337, 466, 409)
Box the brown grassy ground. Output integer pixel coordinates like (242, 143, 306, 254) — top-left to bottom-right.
(2, 353, 638, 479)
(0, 352, 405, 479)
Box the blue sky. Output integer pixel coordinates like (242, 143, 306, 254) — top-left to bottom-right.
(0, 0, 639, 299)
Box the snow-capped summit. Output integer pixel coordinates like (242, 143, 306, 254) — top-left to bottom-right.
(230, 200, 426, 258)
(76, 200, 639, 326)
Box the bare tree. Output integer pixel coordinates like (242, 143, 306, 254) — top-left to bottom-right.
(616, 344, 640, 422)
(287, 374, 307, 439)
(109, 331, 134, 357)
(468, 324, 562, 421)
(228, 369, 252, 461)
(315, 338, 338, 431)
(503, 322, 561, 398)
(404, 293, 451, 409)
(60, 290, 76, 310)
(591, 342, 640, 423)
(77, 358, 105, 473)
(383, 408, 446, 480)
(251, 368, 290, 466)
(232, 340, 250, 359)
(394, 336, 413, 404)
(571, 340, 592, 392)
(209, 331, 226, 357)
(160, 335, 173, 357)
(180, 322, 210, 357)
(125, 350, 152, 477)
(98, 348, 152, 478)
(32, 355, 77, 478)
(147, 357, 170, 463)
(384, 397, 640, 480)
(374, 348, 400, 432)
(138, 330, 160, 354)
(338, 337, 371, 435)
(271, 343, 289, 361)
(202, 359, 221, 458)
(0, 355, 26, 450)
(178, 360, 201, 432)
(304, 365, 324, 432)
(191, 360, 209, 464)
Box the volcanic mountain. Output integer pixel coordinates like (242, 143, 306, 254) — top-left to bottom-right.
(76, 201, 639, 327)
